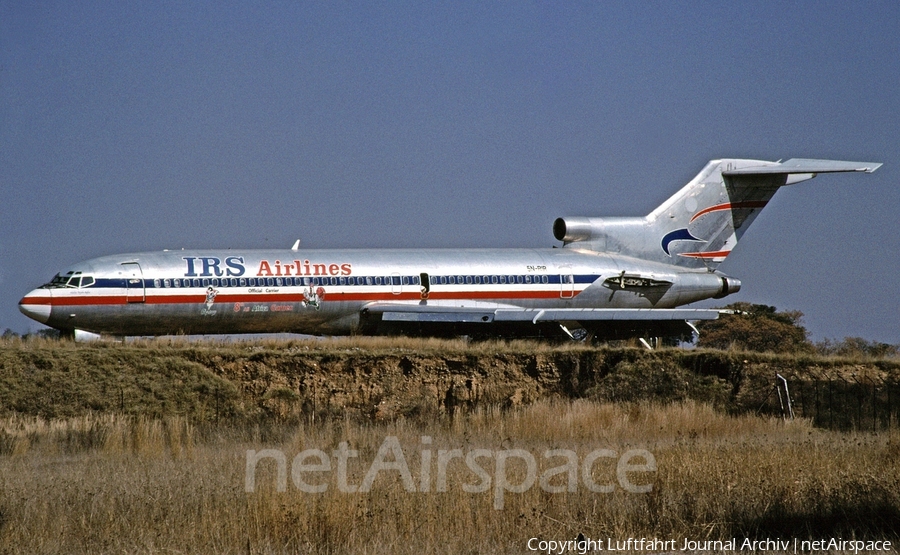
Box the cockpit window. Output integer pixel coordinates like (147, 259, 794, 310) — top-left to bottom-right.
(43, 271, 95, 288)
(46, 272, 73, 287)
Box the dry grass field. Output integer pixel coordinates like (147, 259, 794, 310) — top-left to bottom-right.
(1, 337, 899, 553)
(1, 400, 898, 554)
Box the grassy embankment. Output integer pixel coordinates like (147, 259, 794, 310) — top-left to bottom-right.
(3, 335, 898, 422)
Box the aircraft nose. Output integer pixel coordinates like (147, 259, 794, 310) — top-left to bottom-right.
(19, 289, 52, 324)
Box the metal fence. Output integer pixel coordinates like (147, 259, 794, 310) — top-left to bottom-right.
(755, 373, 900, 431)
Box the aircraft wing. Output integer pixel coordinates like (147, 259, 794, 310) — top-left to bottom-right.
(723, 159, 882, 175)
(366, 304, 719, 323)
(360, 302, 719, 340)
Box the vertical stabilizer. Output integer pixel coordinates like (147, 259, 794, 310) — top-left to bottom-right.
(555, 158, 881, 270)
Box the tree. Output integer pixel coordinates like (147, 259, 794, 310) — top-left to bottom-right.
(695, 302, 813, 353)
(815, 337, 899, 359)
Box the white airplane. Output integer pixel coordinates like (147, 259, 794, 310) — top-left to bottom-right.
(19, 158, 880, 342)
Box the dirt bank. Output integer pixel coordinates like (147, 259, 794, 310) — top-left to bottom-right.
(1, 338, 898, 425)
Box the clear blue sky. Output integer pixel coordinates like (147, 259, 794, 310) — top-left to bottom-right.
(2, 1, 899, 342)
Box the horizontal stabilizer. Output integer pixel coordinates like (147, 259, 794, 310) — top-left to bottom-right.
(723, 159, 882, 175)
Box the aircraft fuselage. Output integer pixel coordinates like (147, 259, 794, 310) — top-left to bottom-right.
(19, 247, 730, 338)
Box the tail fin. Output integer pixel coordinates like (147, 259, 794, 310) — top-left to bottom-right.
(555, 158, 881, 270)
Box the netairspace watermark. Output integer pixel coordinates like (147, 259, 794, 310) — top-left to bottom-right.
(245, 436, 656, 509)
(527, 536, 894, 554)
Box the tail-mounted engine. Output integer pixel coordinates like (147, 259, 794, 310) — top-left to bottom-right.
(553, 216, 647, 250)
(553, 217, 603, 243)
(715, 275, 742, 298)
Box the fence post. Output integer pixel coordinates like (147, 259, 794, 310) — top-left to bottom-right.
(889, 383, 893, 431)
(829, 378, 834, 429)
(776, 374, 794, 421)
(814, 379, 820, 426)
(872, 378, 877, 433)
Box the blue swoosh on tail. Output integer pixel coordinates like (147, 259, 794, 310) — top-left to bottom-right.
(661, 228, 704, 256)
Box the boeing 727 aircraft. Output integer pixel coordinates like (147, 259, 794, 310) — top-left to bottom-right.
(19, 158, 881, 341)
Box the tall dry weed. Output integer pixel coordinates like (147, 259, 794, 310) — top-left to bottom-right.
(0, 400, 897, 554)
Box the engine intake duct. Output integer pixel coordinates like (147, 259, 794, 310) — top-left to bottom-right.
(553, 216, 647, 249)
(553, 217, 598, 243)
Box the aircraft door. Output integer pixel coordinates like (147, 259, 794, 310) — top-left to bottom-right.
(419, 272, 430, 300)
(122, 262, 145, 303)
(391, 272, 402, 295)
(559, 272, 575, 299)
